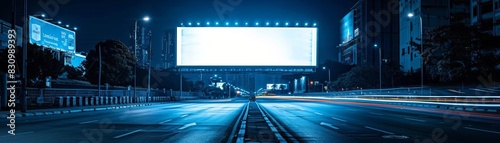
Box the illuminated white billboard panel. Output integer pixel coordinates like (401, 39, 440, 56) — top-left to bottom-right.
(177, 27, 317, 66)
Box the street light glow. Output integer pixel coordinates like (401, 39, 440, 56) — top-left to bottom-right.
(73, 27, 78, 30)
(143, 16, 150, 21)
(374, 44, 378, 47)
(41, 14, 46, 18)
(57, 21, 62, 24)
(408, 13, 414, 18)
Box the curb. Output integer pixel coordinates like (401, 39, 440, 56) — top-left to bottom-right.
(2, 103, 163, 118)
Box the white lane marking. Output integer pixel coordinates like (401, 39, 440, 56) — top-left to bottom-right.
(181, 114, 189, 118)
(331, 117, 346, 122)
(320, 122, 339, 129)
(314, 112, 323, 115)
(464, 127, 500, 134)
(79, 120, 99, 124)
(369, 112, 383, 116)
(404, 117, 426, 122)
(178, 122, 197, 130)
(113, 129, 142, 138)
(364, 126, 394, 135)
(159, 119, 172, 124)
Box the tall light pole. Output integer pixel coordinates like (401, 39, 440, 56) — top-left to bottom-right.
(322, 66, 331, 92)
(408, 13, 424, 94)
(146, 29, 152, 102)
(98, 45, 102, 97)
(133, 16, 150, 103)
(375, 44, 381, 94)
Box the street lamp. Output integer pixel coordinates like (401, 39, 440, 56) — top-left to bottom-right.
(408, 13, 424, 94)
(374, 44, 381, 94)
(134, 16, 150, 103)
(322, 66, 331, 92)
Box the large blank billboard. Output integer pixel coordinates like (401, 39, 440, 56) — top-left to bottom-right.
(177, 27, 317, 67)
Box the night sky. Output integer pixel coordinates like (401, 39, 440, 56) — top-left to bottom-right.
(1, 0, 357, 66)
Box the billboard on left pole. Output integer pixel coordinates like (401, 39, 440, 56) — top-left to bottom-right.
(29, 16, 76, 53)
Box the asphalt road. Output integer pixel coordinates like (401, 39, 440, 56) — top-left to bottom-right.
(1, 97, 499, 143)
(0, 101, 246, 143)
(258, 97, 500, 143)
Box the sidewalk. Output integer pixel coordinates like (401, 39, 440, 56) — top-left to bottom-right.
(1, 102, 166, 118)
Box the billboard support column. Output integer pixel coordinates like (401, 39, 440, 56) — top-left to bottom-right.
(180, 72, 183, 99)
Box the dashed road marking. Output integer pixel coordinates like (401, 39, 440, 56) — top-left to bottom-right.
(320, 122, 339, 130)
(314, 112, 323, 116)
(79, 120, 99, 124)
(178, 122, 197, 130)
(159, 119, 172, 124)
(113, 129, 142, 138)
(404, 117, 426, 122)
(331, 117, 346, 122)
(364, 126, 394, 135)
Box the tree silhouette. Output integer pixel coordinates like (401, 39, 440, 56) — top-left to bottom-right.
(83, 40, 136, 86)
(0, 44, 65, 87)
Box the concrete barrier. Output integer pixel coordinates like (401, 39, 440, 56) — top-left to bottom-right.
(71, 96, 77, 107)
(90, 97, 95, 106)
(83, 97, 89, 106)
(64, 96, 70, 107)
(104, 97, 108, 105)
(99, 96, 104, 105)
(56, 96, 64, 107)
(77, 97, 83, 106)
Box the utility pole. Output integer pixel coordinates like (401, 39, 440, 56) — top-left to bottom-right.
(21, 0, 28, 113)
(98, 45, 101, 97)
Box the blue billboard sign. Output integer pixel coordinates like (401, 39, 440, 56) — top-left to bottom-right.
(340, 11, 354, 44)
(29, 16, 76, 53)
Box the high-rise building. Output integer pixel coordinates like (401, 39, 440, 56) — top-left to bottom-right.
(129, 25, 152, 67)
(338, 0, 400, 69)
(471, 0, 500, 35)
(161, 30, 176, 69)
(400, 0, 470, 73)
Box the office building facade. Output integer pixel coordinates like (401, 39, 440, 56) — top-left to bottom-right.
(338, 0, 400, 69)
